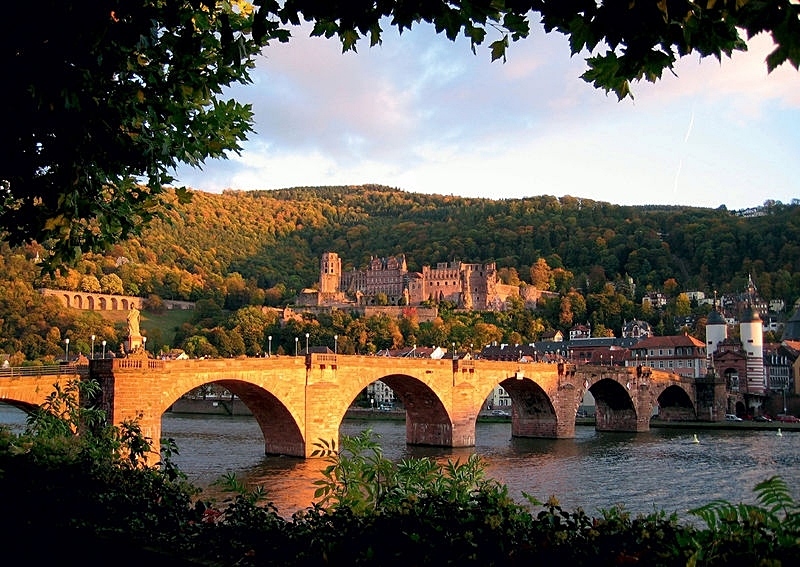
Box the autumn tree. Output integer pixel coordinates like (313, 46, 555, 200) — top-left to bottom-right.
(99, 273, 125, 295)
(80, 275, 102, 293)
(529, 258, 552, 290)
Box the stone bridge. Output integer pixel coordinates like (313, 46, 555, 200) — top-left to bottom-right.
(0, 365, 86, 411)
(3, 355, 702, 460)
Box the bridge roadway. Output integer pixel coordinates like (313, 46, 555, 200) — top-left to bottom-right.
(2, 354, 705, 460)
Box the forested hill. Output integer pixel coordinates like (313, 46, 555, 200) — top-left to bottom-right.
(109, 184, 800, 305)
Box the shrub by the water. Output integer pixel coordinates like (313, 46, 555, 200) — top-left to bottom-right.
(1, 381, 799, 565)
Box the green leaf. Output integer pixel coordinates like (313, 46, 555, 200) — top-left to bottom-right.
(490, 36, 509, 62)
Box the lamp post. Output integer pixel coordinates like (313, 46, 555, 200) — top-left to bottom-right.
(102, 340, 106, 359)
(64, 338, 70, 363)
(334, 334, 338, 355)
(142, 336, 147, 353)
(783, 386, 788, 414)
(268, 336, 272, 357)
(452, 342, 456, 360)
(294, 337, 298, 356)
(91, 335, 96, 360)
(305, 332, 310, 355)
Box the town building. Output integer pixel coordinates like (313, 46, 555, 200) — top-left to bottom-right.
(621, 319, 653, 339)
(627, 334, 708, 378)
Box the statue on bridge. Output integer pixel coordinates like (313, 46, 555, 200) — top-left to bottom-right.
(127, 307, 141, 337)
(125, 307, 147, 356)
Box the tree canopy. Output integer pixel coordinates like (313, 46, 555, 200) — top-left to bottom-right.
(3, 1, 798, 266)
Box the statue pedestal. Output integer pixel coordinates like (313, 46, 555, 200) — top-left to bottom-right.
(127, 335, 143, 352)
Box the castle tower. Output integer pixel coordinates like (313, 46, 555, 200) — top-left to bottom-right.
(706, 292, 727, 356)
(740, 304, 766, 394)
(320, 252, 341, 294)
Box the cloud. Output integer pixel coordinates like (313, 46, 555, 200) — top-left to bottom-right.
(173, 23, 800, 210)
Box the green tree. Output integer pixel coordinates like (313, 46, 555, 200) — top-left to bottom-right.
(3, 1, 260, 267)
(99, 273, 125, 295)
(229, 305, 271, 356)
(80, 275, 102, 293)
(183, 335, 217, 358)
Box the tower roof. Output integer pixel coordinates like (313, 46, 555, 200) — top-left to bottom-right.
(706, 309, 726, 325)
(741, 305, 761, 323)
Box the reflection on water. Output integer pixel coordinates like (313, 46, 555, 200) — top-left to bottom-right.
(3, 404, 798, 521)
(158, 413, 800, 519)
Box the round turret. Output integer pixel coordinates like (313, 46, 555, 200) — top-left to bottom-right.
(705, 308, 727, 355)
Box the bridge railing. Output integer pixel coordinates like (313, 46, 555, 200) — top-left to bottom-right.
(0, 364, 88, 378)
(112, 358, 166, 371)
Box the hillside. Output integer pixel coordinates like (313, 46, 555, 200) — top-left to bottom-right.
(126, 185, 799, 303)
(2, 185, 798, 362)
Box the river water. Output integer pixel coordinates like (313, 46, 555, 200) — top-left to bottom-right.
(3, 405, 799, 521)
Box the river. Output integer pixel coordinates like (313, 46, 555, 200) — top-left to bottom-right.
(3, 405, 799, 521)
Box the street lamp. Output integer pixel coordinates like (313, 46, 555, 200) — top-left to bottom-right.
(142, 336, 147, 353)
(784, 385, 788, 414)
(452, 342, 456, 360)
(334, 335, 338, 355)
(91, 335, 96, 360)
(268, 335, 272, 357)
(102, 340, 106, 359)
(305, 332, 310, 355)
(64, 338, 70, 362)
(295, 337, 298, 356)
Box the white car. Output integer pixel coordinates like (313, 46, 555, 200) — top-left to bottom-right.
(725, 414, 743, 422)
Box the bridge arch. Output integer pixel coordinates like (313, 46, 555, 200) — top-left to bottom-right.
(152, 373, 308, 458)
(379, 374, 453, 446)
(213, 380, 305, 456)
(0, 399, 37, 415)
(588, 377, 640, 432)
(327, 368, 466, 448)
(499, 377, 559, 437)
(654, 384, 696, 421)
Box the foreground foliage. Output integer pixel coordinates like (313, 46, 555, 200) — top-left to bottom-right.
(1, 383, 799, 565)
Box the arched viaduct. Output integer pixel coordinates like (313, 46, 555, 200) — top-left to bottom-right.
(80, 354, 697, 460)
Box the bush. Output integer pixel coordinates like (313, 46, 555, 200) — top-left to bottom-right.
(1, 390, 799, 566)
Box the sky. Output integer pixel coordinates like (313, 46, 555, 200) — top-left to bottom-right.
(171, 20, 800, 211)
